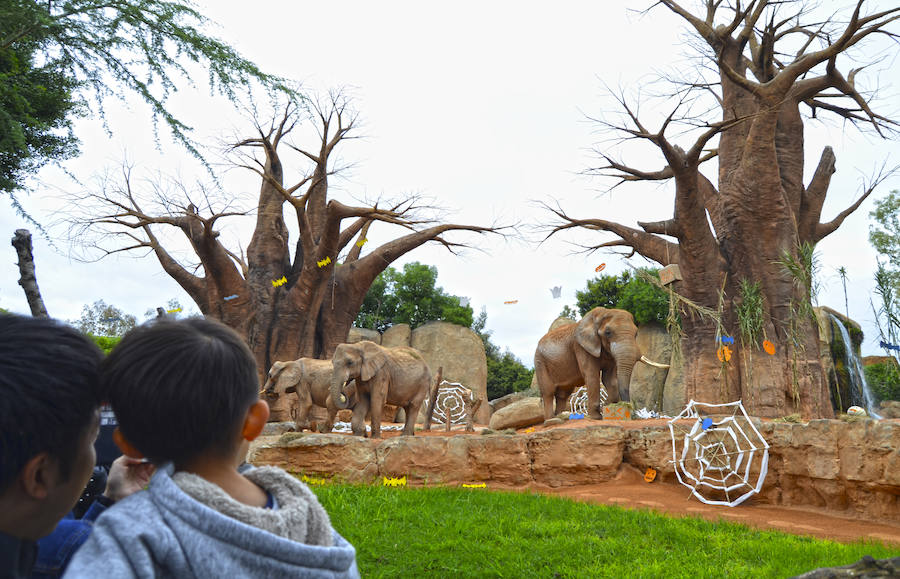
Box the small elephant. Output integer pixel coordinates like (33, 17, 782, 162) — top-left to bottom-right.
(331, 340, 432, 438)
(263, 358, 355, 433)
(534, 307, 668, 420)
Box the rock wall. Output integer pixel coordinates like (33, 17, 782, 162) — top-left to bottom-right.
(250, 419, 900, 520)
(410, 321, 489, 424)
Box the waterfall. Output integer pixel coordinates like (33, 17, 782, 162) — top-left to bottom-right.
(828, 314, 881, 418)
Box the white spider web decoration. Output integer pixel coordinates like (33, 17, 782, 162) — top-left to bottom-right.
(433, 381, 471, 426)
(668, 400, 769, 507)
(567, 385, 608, 415)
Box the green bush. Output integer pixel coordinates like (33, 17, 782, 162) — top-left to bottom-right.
(864, 362, 900, 402)
(486, 351, 534, 400)
(565, 268, 669, 325)
(89, 334, 122, 354)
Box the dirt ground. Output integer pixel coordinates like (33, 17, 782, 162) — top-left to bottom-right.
(257, 419, 900, 547)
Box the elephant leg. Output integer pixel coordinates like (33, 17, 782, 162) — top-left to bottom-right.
(295, 396, 314, 432)
(555, 390, 569, 416)
(322, 405, 337, 434)
(351, 395, 369, 437)
(369, 385, 385, 439)
(586, 375, 607, 420)
(541, 389, 557, 420)
(602, 367, 619, 405)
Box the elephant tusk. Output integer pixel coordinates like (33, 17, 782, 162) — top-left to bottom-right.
(640, 355, 670, 369)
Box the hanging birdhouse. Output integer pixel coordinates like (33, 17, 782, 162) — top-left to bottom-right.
(659, 264, 683, 286)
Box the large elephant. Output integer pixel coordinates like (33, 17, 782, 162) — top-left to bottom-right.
(263, 359, 356, 433)
(533, 307, 668, 420)
(331, 340, 432, 438)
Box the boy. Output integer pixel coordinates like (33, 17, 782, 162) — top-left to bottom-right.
(65, 318, 359, 578)
(0, 315, 104, 578)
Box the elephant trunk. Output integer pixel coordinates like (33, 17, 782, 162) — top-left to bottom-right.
(331, 374, 353, 410)
(611, 341, 639, 403)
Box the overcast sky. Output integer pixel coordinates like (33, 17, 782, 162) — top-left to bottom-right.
(2, 1, 899, 366)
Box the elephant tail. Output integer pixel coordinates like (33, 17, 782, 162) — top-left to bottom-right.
(423, 366, 442, 431)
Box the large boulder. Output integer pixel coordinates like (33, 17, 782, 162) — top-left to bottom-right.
(410, 321, 489, 423)
(662, 351, 686, 416)
(629, 322, 672, 412)
(489, 391, 531, 413)
(347, 327, 381, 344)
(381, 323, 411, 348)
(488, 397, 544, 430)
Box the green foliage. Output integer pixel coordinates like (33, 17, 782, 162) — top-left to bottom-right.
(0, 0, 291, 208)
(559, 304, 577, 320)
(564, 268, 669, 325)
(69, 300, 136, 337)
(89, 334, 121, 355)
(355, 262, 473, 332)
(312, 484, 897, 578)
(864, 363, 900, 403)
(736, 279, 764, 349)
(869, 190, 900, 270)
(486, 350, 534, 400)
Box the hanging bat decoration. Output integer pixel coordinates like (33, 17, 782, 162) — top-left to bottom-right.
(272, 276, 288, 287)
(355, 238, 368, 248)
(317, 256, 332, 268)
(595, 263, 606, 272)
(504, 300, 518, 304)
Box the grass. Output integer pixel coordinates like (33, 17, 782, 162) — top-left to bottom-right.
(312, 484, 898, 579)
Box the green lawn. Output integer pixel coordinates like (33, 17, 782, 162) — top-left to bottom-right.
(312, 484, 899, 578)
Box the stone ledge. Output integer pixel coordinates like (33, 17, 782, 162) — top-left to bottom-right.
(248, 419, 900, 520)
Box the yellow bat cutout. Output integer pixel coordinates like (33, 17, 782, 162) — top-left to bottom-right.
(462, 483, 486, 488)
(317, 256, 332, 268)
(167, 308, 182, 313)
(271, 276, 287, 287)
(301, 475, 329, 486)
(382, 476, 407, 487)
(355, 238, 368, 248)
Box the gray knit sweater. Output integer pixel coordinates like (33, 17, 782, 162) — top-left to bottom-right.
(63, 463, 359, 578)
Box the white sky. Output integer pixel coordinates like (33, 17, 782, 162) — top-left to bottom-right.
(1, 1, 898, 366)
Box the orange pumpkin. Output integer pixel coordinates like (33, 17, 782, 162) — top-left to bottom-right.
(644, 467, 657, 483)
(763, 340, 775, 355)
(717, 345, 732, 362)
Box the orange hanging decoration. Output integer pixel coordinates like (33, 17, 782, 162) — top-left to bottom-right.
(763, 340, 775, 355)
(644, 467, 657, 483)
(595, 263, 606, 272)
(716, 345, 732, 363)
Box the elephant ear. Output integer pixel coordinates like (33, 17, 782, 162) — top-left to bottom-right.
(575, 309, 611, 358)
(360, 341, 388, 382)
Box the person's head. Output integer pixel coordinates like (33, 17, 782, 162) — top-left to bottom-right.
(0, 314, 104, 540)
(101, 318, 268, 469)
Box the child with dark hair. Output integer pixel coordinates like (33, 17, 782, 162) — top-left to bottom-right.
(65, 318, 358, 578)
(0, 315, 104, 578)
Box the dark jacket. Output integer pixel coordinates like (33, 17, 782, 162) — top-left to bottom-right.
(32, 501, 108, 578)
(0, 531, 36, 579)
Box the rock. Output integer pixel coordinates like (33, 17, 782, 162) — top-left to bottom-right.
(792, 555, 900, 578)
(543, 417, 565, 426)
(248, 433, 379, 482)
(662, 350, 686, 416)
(880, 400, 900, 419)
(862, 355, 899, 369)
(262, 422, 295, 436)
(528, 427, 625, 487)
(381, 323, 411, 348)
(347, 327, 381, 344)
(489, 391, 530, 413)
(410, 321, 489, 423)
(630, 322, 672, 412)
(489, 398, 544, 430)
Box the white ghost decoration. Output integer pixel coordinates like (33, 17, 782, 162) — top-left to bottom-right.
(550, 286, 562, 299)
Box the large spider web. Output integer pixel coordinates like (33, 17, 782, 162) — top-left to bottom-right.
(668, 400, 769, 507)
(433, 380, 471, 426)
(567, 385, 608, 415)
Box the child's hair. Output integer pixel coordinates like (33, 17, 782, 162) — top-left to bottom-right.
(100, 317, 260, 466)
(0, 315, 103, 492)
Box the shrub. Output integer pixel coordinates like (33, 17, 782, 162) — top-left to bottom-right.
(864, 362, 900, 402)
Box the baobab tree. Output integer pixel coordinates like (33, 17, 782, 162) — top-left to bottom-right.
(68, 93, 500, 380)
(546, 1, 899, 419)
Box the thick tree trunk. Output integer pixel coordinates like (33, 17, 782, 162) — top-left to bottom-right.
(11, 229, 49, 318)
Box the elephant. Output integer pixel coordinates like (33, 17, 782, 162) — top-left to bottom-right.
(331, 340, 433, 438)
(533, 307, 669, 420)
(263, 359, 356, 433)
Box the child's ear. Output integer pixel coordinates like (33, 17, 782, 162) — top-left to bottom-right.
(20, 452, 55, 499)
(113, 428, 145, 459)
(242, 399, 270, 442)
